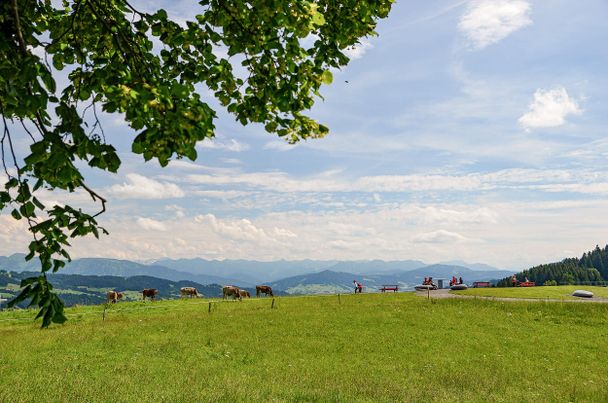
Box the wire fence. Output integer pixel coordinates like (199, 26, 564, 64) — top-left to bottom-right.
(0, 296, 282, 324)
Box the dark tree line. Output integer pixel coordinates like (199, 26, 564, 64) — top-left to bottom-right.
(496, 244, 608, 287)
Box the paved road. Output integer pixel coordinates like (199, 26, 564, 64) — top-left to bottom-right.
(415, 288, 608, 303)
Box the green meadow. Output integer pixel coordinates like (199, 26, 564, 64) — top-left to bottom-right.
(454, 285, 608, 300)
(2, 292, 608, 402)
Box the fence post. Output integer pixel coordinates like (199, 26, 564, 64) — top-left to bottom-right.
(271, 298, 276, 309)
(208, 302, 212, 313)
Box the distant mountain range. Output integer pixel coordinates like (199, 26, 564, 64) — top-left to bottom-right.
(0, 254, 513, 295)
(0, 254, 252, 287)
(152, 258, 432, 283)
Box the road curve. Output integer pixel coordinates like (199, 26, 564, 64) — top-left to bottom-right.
(415, 288, 608, 303)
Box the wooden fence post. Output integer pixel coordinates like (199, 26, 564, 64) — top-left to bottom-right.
(338, 293, 341, 304)
(271, 298, 276, 309)
(208, 302, 212, 313)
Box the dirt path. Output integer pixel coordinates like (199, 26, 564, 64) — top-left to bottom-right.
(415, 288, 608, 303)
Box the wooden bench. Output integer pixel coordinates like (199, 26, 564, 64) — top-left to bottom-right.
(518, 281, 535, 287)
(380, 285, 399, 292)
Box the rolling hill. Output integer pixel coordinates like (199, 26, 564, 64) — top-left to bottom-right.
(270, 265, 515, 294)
(0, 270, 226, 308)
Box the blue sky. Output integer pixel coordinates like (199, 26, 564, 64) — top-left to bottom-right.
(2, 0, 608, 269)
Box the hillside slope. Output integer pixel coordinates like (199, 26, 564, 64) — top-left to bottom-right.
(270, 265, 514, 294)
(496, 244, 608, 286)
(0, 271, 225, 307)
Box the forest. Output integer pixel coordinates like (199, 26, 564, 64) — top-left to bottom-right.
(496, 245, 608, 287)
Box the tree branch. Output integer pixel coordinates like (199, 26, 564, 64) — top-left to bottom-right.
(79, 180, 107, 218)
(10, 0, 28, 56)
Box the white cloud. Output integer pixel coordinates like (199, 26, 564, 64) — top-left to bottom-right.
(165, 204, 185, 219)
(136, 217, 168, 231)
(173, 167, 608, 196)
(167, 160, 208, 171)
(5, 195, 608, 270)
(531, 183, 608, 195)
(518, 87, 582, 130)
(193, 190, 252, 199)
(458, 0, 532, 50)
(263, 140, 299, 151)
(109, 173, 185, 199)
(413, 229, 470, 243)
(221, 158, 242, 165)
(193, 214, 296, 243)
(197, 138, 249, 152)
(344, 39, 373, 60)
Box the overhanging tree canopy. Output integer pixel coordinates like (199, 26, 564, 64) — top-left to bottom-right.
(0, 0, 392, 326)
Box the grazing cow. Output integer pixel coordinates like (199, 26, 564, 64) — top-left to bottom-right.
(222, 285, 242, 301)
(180, 287, 201, 298)
(106, 291, 124, 304)
(256, 285, 273, 297)
(239, 290, 251, 298)
(142, 288, 159, 301)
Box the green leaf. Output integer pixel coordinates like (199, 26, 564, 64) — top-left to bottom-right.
(311, 9, 326, 26)
(52, 54, 64, 70)
(321, 70, 333, 85)
(11, 209, 22, 220)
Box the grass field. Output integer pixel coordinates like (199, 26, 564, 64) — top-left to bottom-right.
(453, 285, 608, 300)
(2, 292, 608, 402)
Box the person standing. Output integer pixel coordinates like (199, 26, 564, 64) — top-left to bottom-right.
(357, 282, 363, 294)
(353, 280, 359, 294)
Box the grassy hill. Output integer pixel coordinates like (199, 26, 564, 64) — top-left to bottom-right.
(271, 266, 514, 294)
(0, 271, 226, 307)
(454, 285, 608, 300)
(2, 293, 608, 401)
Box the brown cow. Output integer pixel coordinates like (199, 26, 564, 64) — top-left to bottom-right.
(106, 291, 124, 304)
(180, 287, 201, 298)
(256, 285, 273, 297)
(239, 290, 251, 298)
(142, 288, 159, 301)
(222, 285, 241, 301)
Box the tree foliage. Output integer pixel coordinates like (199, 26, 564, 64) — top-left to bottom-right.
(496, 245, 608, 287)
(0, 0, 393, 326)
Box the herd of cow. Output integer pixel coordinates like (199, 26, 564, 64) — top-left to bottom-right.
(105, 285, 274, 304)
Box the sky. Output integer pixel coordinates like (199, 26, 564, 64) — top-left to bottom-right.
(1, 0, 608, 269)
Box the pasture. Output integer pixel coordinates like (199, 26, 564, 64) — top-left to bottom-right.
(2, 292, 608, 401)
(453, 285, 608, 300)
